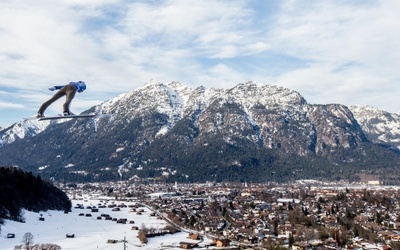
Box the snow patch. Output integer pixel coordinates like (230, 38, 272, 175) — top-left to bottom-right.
(0, 197, 201, 250)
(70, 171, 88, 175)
(116, 147, 124, 152)
(38, 165, 49, 171)
(156, 126, 169, 137)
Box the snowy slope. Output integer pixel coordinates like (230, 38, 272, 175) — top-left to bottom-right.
(350, 105, 400, 150)
(0, 196, 205, 250)
(1, 81, 399, 183)
(0, 119, 51, 147)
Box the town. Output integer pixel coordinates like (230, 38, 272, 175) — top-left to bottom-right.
(62, 180, 400, 250)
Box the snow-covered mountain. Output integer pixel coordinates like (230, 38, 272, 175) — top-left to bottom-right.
(0, 81, 399, 183)
(349, 105, 400, 151)
(0, 119, 51, 147)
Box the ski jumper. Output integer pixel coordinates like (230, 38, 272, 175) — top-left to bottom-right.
(37, 81, 86, 116)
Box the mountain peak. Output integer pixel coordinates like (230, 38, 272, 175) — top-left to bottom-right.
(350, 105, 400, 150)
(0, 119, 51, 147)
(1, 81, 400, 183)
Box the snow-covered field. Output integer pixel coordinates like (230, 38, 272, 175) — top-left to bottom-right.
(0, 196, 202, 250)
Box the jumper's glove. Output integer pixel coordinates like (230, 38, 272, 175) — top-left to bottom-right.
(48, 86, 56, 91)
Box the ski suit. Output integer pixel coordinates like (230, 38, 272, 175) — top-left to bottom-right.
(37, 81, 86, 116)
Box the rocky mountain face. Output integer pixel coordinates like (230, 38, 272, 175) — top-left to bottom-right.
(0, 81, 399, 183)
(0, 119, 50, 147)
(349, 105, 400, 151)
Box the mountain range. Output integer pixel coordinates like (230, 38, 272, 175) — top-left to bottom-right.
(1, 80, 400, 183)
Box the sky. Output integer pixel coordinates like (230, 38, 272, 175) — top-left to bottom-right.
(1, 0, 400, 128)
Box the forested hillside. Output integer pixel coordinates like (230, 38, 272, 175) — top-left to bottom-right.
(0, 166, 71, 223)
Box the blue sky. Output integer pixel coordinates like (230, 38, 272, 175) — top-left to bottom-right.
(1, 0, 400, 128)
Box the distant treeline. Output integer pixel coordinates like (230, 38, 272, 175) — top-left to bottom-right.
(0, 166, 71, 223)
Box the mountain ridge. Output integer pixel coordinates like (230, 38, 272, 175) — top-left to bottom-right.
(1, 81, 399, 183)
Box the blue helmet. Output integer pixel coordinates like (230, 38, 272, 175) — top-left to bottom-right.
(77, 81, 86, 93)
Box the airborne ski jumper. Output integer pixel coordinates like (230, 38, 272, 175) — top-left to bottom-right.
(37, 81, 86, 118)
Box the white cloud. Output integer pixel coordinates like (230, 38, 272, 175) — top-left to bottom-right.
(120, 0, 266, 59)
(1, 0, 400, 127)
(266, 1, 400, 111)
(0, 102, 24, 109)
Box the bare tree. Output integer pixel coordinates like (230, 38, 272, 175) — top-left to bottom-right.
(15, 243, 61, 250)
(22, 232, 34, 250)
(32, 243, 61, 250)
